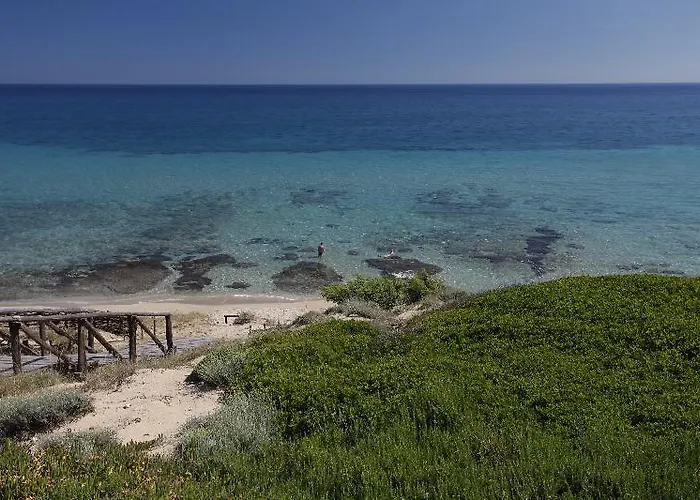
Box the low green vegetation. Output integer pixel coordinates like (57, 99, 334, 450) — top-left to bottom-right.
(1, 274, 700, 498)
(290, 310, 330, 326)
(36, 428, 118, 455)
(230, 310, 255, 325)
(322, 270, 445, 309)
(0, 390, 92, 439)
(327, 297, 392, 320)
(187, 343, 246, 388)
(83, 339, 238, 391)
(177, 394, 274, 460)
(0, 370, 68, 398)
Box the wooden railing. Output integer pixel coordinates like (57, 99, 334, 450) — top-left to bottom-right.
(0, 311, 173, 375)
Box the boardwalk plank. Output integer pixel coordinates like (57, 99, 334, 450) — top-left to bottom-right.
(0, 337, 213, 376)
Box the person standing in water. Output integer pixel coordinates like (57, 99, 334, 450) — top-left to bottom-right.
(318, 242, 326, 258)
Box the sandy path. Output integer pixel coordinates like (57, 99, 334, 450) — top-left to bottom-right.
(52, 363, 221, 454)
(34, 295, 330, 454)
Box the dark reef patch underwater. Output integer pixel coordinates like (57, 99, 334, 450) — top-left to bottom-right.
(3, 84, 700, 298)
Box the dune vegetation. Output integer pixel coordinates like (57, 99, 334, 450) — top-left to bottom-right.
(2, 274, 700, 498)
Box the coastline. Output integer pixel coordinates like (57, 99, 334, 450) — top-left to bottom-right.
(0, 291, 331, 327)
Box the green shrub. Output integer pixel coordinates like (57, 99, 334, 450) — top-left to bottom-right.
(327, 297, 389, 320)
(219, 275, 700, 496)
(412, 274, 700, 437)
(188, 344, 246, 388)
(177, 394, 274, 459)
(230, 319, 439, 439)
(323, 271, 444, 309)
(231, 311, 255, 325)
(404, 270, 445, 303)
(0, 390, 92, 439)
(290, 310, 329, 326)
(36, 428, 117, 455)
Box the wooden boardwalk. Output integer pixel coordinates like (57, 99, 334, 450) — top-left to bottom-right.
(0, 309, 194, 376)
(0, 337, 213, 377)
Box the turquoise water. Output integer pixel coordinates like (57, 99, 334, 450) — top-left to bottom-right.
(1, 85, 699, 298)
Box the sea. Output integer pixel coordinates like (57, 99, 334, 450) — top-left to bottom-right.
(1, 83, 699, 300)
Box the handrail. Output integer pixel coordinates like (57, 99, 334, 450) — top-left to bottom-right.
(0, 311, 172, 323)
(1, 311, 174, 375)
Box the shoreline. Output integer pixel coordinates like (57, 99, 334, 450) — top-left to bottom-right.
(0, 291, 330, 317)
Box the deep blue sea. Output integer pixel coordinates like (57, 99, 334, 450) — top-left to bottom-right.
(1, 84, 700, 299)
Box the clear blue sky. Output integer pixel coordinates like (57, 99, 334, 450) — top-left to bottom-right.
(2, 0, 699, 84)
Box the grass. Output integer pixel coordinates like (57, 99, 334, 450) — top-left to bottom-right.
(0, 370, 69, 398)
(1, 274, 699, 498)
(82, 360, 137, 391)
(140, 339, 234, 369)
(0, 338, 237, 396)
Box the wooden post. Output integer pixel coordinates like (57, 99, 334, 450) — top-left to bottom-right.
(77, 320, 86, 373)
(45, 321, 97, 353)
(87, 318, 94, 350)
(39, 321, 47, 356)
(165, 314, 174, 354)
(128, 315, 137, 362)
(0, 327, 38, 357)
(10, 322, 22, 374)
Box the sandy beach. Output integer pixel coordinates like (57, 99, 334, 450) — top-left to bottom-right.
(4, 293, 330, 454)
(1, 292, 330, 337)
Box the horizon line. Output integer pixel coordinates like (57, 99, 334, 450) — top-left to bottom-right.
(1, 81, 700, 87)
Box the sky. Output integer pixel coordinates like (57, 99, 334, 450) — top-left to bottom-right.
(2, 0, 700, 84)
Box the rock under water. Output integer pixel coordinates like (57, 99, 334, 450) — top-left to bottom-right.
(226, 281, 251, 289)
(272, 261, 343, 293)
(55, 259, 172, 295)
(364, 257, 442, 276)
(173, 254, 256, 291)
(524, 226, 563, 276)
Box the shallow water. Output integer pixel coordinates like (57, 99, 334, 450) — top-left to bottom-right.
(1, 84, 699, 299)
